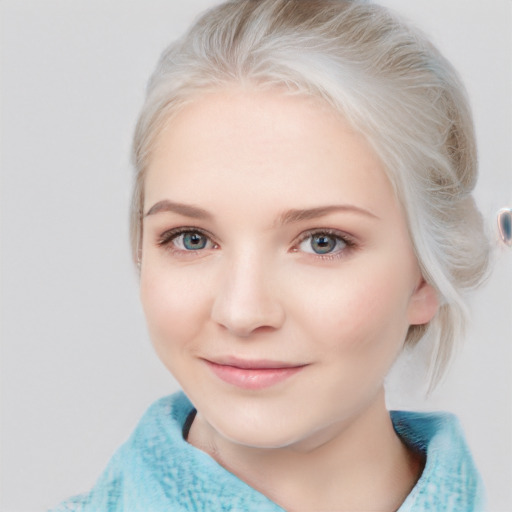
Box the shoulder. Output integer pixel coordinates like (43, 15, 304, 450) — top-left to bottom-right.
(48, 392, 193, 512)
(392, 411, 486, 512)
(49, 392, 283, 512)
(130, 391, 193, 441)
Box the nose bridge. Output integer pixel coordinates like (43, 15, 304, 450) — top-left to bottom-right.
(211, 247, 284, 336)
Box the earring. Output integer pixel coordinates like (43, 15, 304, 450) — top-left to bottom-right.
(497, 208, 512, 246)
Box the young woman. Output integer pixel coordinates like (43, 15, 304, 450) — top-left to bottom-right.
(52, 1, 490, 510)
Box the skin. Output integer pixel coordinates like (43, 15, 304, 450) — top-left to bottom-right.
(140, 88, 439, 511)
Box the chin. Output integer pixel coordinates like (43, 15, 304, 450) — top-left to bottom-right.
(200, 400, 321, 450)
(218, 422, 304, 450)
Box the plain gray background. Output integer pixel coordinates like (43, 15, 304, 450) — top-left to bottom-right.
(1, 1, 511, 511)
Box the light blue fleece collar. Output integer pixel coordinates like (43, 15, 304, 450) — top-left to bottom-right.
(51, 391, 485, 512)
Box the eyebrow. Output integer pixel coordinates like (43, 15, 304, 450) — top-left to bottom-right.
(276, 205, 378, 225)
(145, 200, 213, 220)
(145, 200, 378, 224)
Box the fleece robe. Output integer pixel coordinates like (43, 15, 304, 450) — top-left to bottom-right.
(50, 391, 485, 512)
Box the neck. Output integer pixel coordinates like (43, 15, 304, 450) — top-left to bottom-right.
(187, 389, 424, 511)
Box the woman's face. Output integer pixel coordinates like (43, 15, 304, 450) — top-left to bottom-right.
(140, 89, 437, 449)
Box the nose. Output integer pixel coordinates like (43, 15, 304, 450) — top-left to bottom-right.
(211, 253, 285, 337)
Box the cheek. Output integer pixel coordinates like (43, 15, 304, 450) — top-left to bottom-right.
(139, 265, 211, 353)
(292, 262, 412, 352)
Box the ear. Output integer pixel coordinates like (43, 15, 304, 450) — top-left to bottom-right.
(407, 278, 439, 325)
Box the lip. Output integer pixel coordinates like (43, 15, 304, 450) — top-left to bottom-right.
(204, 357, 307, 390)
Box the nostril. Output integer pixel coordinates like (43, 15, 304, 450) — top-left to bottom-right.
(213, 316, 282, 338)
(251, 325, 278, 335)
(209, 266, 286, 336)
(211, 296, 286, 338)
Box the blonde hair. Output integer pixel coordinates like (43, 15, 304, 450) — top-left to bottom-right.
(131, 0, 490, 388)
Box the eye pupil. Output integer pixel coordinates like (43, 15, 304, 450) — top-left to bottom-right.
(311, 235, 336, 254)
(183, 232, 207, 250)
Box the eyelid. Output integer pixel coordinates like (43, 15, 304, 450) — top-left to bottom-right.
(293, 228, 357, 245)
(155, 226, 357, 259)
(157, 226, 219, 251)
(292, 228, 358, 258)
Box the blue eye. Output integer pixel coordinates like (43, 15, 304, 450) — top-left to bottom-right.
(298, 232, 348, 255)
(181, 232, 208, 250)
(158, 229, 216, 252)
(311, 234, 338, 254)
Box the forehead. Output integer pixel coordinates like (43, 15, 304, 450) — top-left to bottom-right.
(144, 88, 398, 219)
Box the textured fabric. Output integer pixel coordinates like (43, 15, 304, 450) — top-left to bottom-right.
(50, 392, 485, 512)
(392, 410, 485, 511)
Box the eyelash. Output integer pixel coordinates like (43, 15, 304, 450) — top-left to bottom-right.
(157, 227, 219, 255)
(293, 228, 357, 261)
(156, 227, 357, 260)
